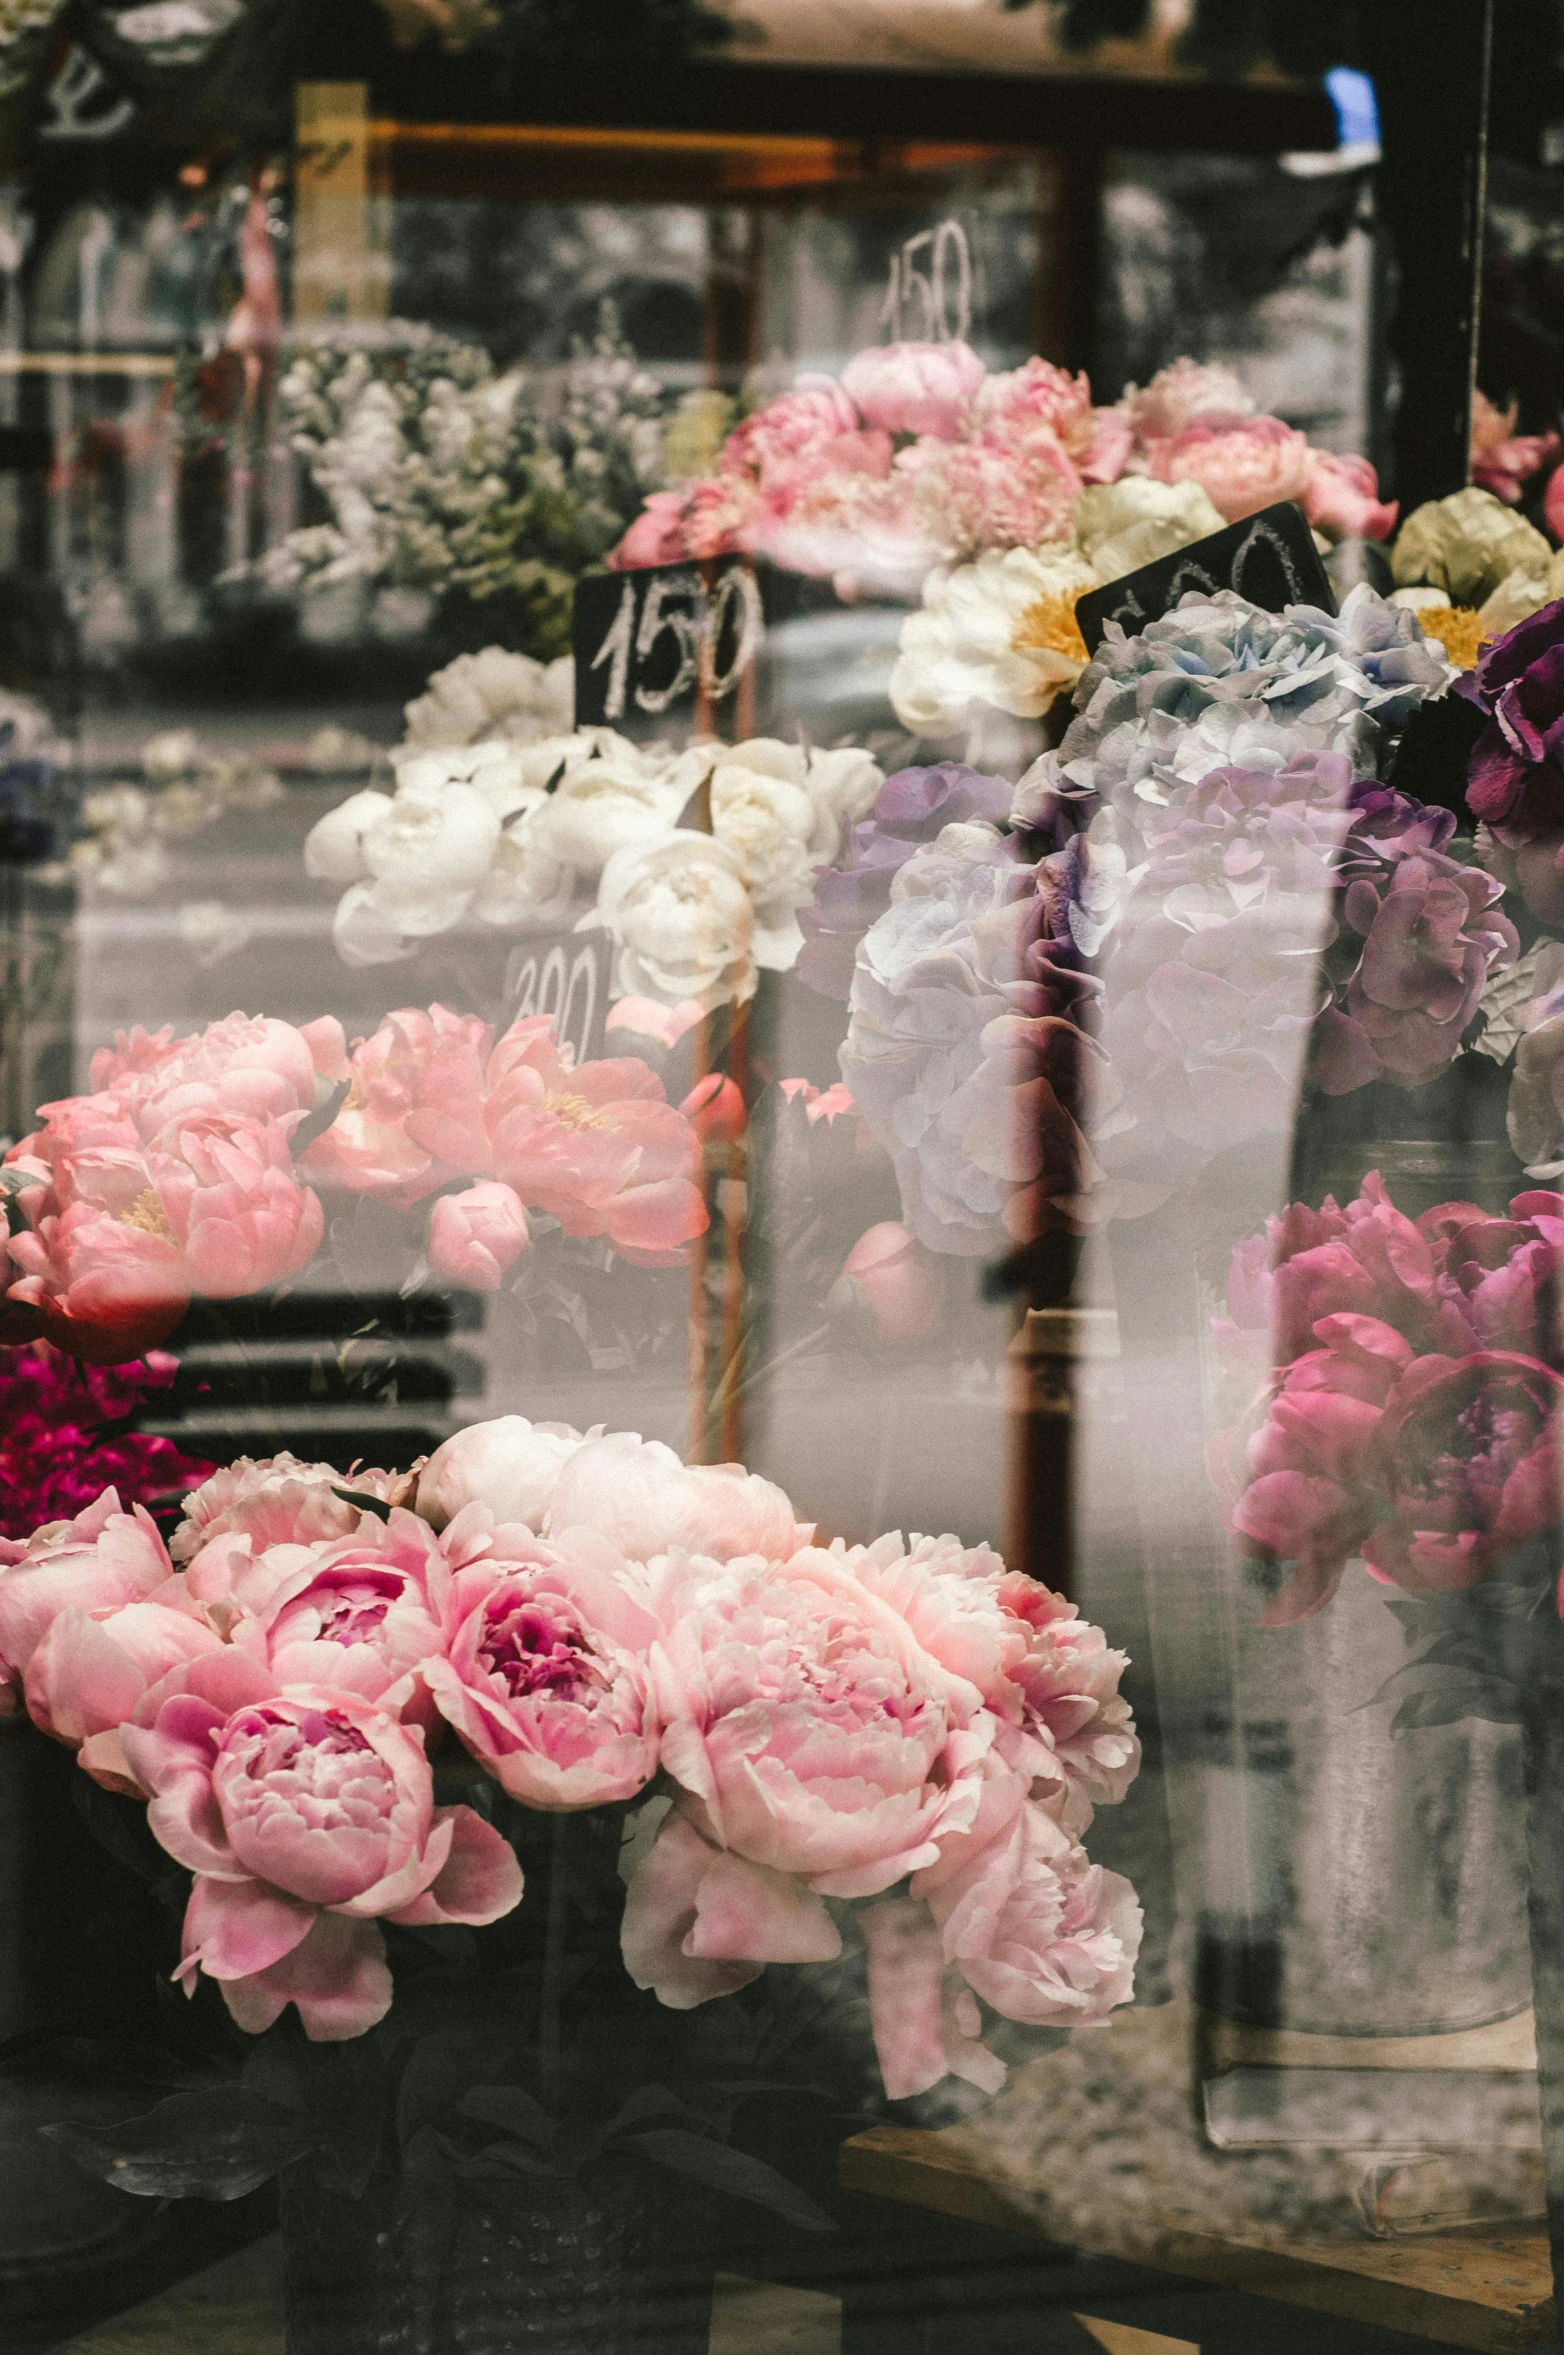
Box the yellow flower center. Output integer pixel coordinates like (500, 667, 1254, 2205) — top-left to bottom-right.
(122, 1187, 173, 1239)
(543, 1089, 615, 1132)
(1418, 605, 1489, 670)
(1011, 590, 1088, 663)
(343, 1072, 368, 1112)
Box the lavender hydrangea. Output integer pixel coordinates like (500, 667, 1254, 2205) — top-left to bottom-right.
(1015, 586, 1453, 844)
(796, 762, 1012, 998)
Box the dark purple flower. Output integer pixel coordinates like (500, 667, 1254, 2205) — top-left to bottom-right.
(796, 762, 1013, 998)
(1457, 597, 1564, 841)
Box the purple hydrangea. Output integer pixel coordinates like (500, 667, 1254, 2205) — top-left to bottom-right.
(796, 761, 1013, 998)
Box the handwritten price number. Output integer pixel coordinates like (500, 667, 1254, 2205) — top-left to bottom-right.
(508, 941, 601, 1066)
(880, 220, 972, 345)
(590, 567, 764, 723)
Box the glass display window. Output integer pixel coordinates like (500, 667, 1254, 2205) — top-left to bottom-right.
(8, 8, 1564, 2355)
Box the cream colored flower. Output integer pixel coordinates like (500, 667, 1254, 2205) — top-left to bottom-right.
(1072, 477, 1225, 584)
(402, 646, 574, 751)
(529, 738, 687, 879)
(889, 544, 1100, 736)
(1392, 486, 1551, 605)
(707, 742, 818, 968)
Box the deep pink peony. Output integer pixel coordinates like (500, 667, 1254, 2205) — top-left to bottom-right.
(611, 491, 688, 570)
(1470, 391, 1560, 507)
(426, 1181, 529, 1291)
(119, 1656, 522, 2039)
(1150, 414, 1313, 522)
(1361, 1350, 1564, 1596)
(0, 1344, 211, 1540)
(651, 1549, 989, 1896)
(840, 340, 985, 439)
(1303, 450, 1397, 543)
(1457, 600, 1564, 844)
(0, 1489, 175, 1704)
(424, 1529, 662, 1807)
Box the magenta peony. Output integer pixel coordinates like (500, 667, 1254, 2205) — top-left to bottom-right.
(0, 1344, 211, 1540)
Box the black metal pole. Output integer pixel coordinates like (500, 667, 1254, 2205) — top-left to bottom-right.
(1367, 0, 1495, 511)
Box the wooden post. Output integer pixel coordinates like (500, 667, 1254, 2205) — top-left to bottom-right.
(292, 83, 389, 326)
(1367, 0, 1495, 509)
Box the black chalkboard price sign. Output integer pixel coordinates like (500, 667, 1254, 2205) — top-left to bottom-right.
(573, 557, 764, 736)
(1073, 499, 1337, 654)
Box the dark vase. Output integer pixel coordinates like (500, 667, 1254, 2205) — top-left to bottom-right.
(279, 2157, 715, 2355)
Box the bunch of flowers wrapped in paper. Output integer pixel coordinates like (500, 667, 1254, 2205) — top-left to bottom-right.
(0, 1418, 1141, 2097)
(1209, 1174, 1564, 1630)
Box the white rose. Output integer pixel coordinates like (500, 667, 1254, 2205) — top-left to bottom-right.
(1073, 477, 1225, 583)
(530, 743, 686, 878)
(592, 831, 757, 1011)
(304, 786, 394, 883)
(890, 544, 1098, 735)
(414, 1415, 592, 1533)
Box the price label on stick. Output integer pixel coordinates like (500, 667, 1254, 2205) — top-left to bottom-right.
(573, 558, 764, 738)
(1073, 500, 1336, 654)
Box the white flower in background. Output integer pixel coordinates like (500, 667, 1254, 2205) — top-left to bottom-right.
(1072, 478, 1225, 584)
(592, 832, 757, 1010)
(402, 646, 575, 750)
(0, 688, 57, 761)
(140, 727, 201, 785)
(178, 900, 255, 967)
(304, 786, 395, 884)
(305, 725, 380, 775)
(890, 544, 1099, 736)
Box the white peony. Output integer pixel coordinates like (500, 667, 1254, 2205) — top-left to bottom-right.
(529, 738, 687, 879)
(413, 1414, 593, 1532)
(402, 646, 575, 750)
(889, 544, 1100, 736)
(304, 786, 395, 883)
(1072, 477, 1225, 584)
(591, 831, 757, 1010)
(800, 743, 884, 862)
(330, 772, 502, 965)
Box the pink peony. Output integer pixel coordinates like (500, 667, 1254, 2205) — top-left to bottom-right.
(545, 1430, 807, 1564)
(120, 1656, 522, 2039)
(92, 1013, 321, 1135)
(219, 1507, 455, 1720)
(25, 1596, 222, 1772)
(971, 359, 1093, 457)
(911, 1799, 1142, 2026)
(902, 433, 1082, 561)
(1303, 450, 1397, 543)
(1122, 357, 1256, 444)
(840, 339, 985, 440)
(651, 1550, 988, 1895)
(423, 1528, 662, 1807)
(1436, 1194, 1564, 1358)
(611, 491, 688, 571)
(841, 1221, 945, 1345)
(682, 473, 762, 560)
(606, 997, 706, 1052)
(721, 377, 860, 480)
(992, 1576, 1141, 1818)
(297, 1003, 493, 1204)
(427, 1181, 529, 1292)
(4, 1191, 190, 1362)
(0, 1489, 174, 1701)
(171, 1453, 401, 1567)
(621, 1809, 843, 2011)
(680, 1073, 747, 1148)
(413, 1415, 590, 1535)
(1150, 414, 1313, 523)
(858, 1896, 1006, 2100)
(1470, 391, 1560, 507)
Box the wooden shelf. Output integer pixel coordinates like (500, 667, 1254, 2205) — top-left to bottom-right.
(839, 2007, 1557, 2353)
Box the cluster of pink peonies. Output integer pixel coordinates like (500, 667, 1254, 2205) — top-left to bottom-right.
(1, 1008, 709, 1363)
(0, 1420, 1141, 2092)
(1210, 1174, 1564, 1626)
(614, 348, 1397, 584)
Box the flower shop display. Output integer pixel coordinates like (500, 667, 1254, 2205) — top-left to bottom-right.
(0, 1417, 1141, 2347)
(261, 312, 669, 661)
(304, 715, 884, 988)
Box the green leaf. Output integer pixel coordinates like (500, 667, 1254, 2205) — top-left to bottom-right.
(41, 2085, 313, 2201)
(625, 2129, 832, 2234)
(397, 2025, 517, 2149)
(458, 2085, 554, 2148)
